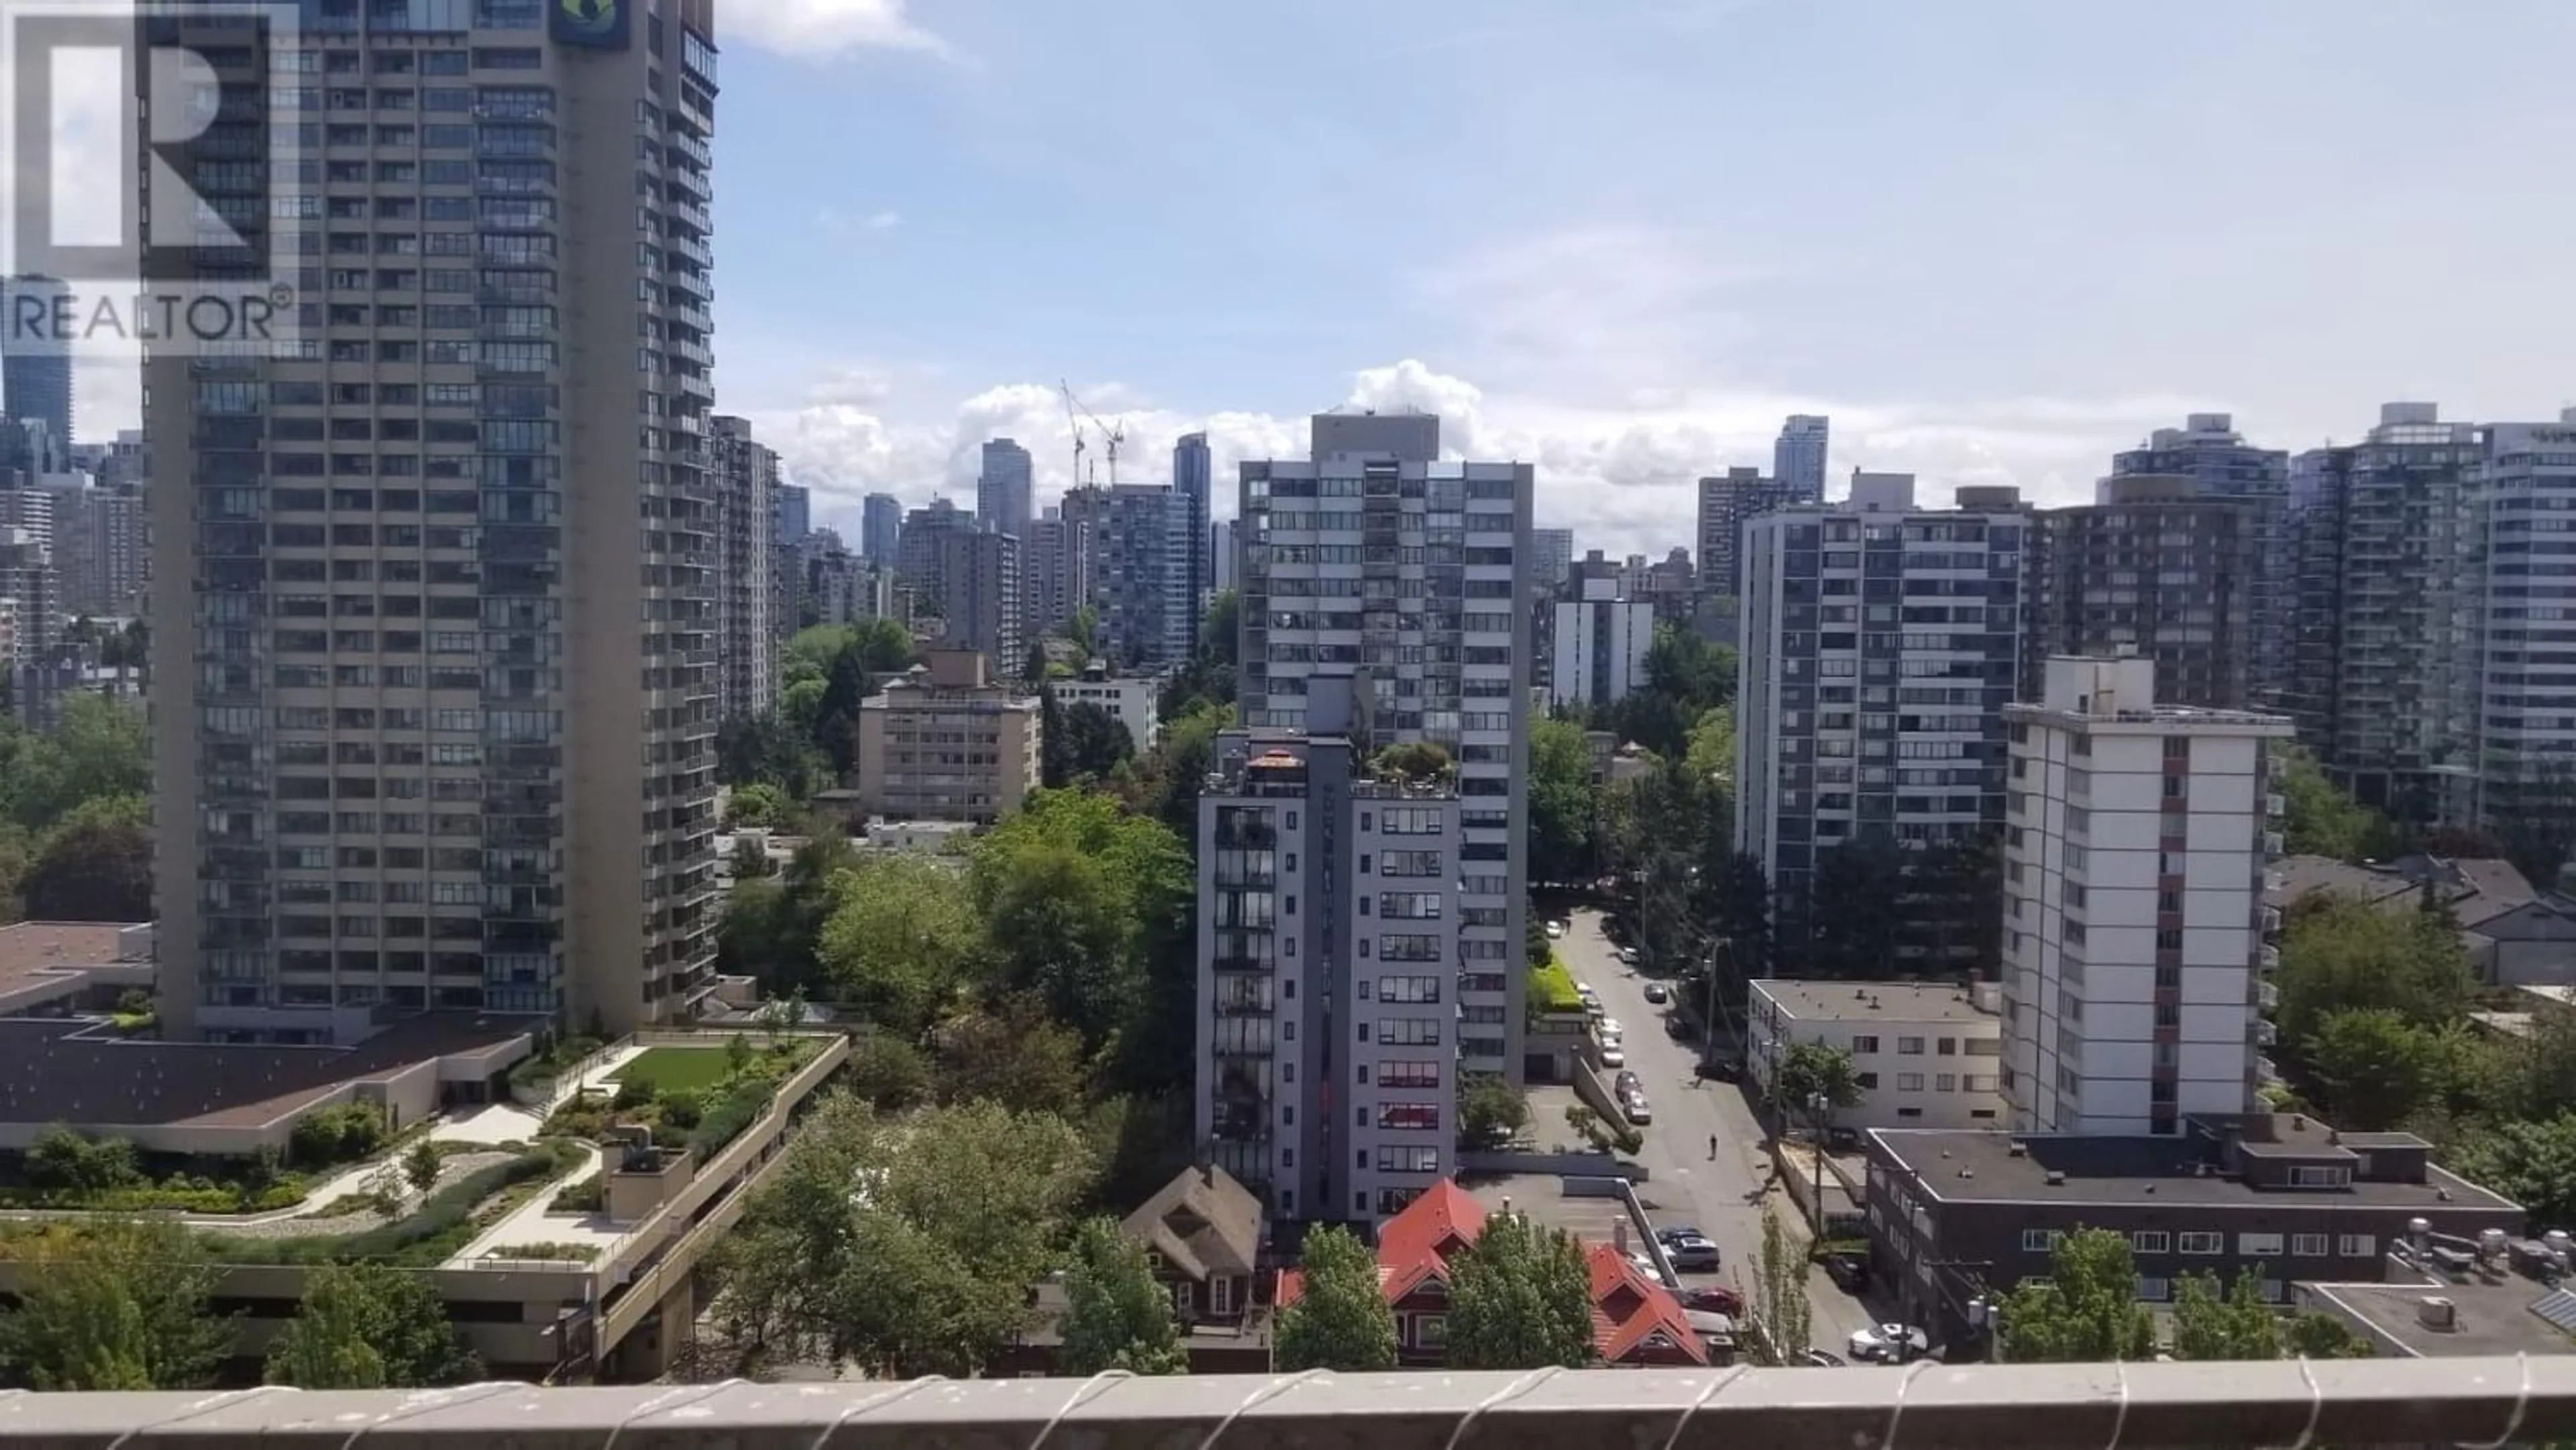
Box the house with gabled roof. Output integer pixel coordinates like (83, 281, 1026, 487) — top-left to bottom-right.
(1276, 1177, 1708, 1367)
(1120, 1163, 1266, 1327)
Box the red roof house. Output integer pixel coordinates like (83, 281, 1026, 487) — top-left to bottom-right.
(1277, 1179, 1710, 1367)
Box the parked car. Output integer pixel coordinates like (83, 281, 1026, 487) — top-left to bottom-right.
(1621, 1094, 1653, 1125)
(1619, 945, 1640, 965)
(1598, 1018, 1623, 1040)
(1661, 1233, 1721, 1272)
(1847, 1323, 1929, 1365)
(1683, 1284, 1744, 1316)
(1614, 1070, 1642, 1096)
(1545, 919, 1565, 940)
(1599, 1043, 1626, 1069)
(1642, 981, 1670, 1004)
(1821, 1253, 1870, 1292)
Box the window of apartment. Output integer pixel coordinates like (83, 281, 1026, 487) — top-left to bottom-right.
(1897, 1037, 1925, 1055)
(2338, 1235, 2376, 1258)
(2291, 1234, 2329, 1257)
(1896, 1073, 1925, 1092)
(2021, 1229, 2063, 1253)
(2132, 1231, 2169, 1255)
(2291, 1166, 2352, 1188)
(1937, 1037, 1957, 1056)
(2239, 1233, 2284, 1257)
(1856, 1072, 1879, 1090)
(1375, 1145, 1440, 1174)
(1851, 1035, 1880, 1054)
(1935, 1074, 1956, 1093)
(2178, 1232, 2224, 1255)
(2137, 1277, 2169, 1302)
(1377, 976, 1440, 1004)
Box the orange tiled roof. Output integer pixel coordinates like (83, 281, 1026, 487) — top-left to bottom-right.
(1585, 1241, 1709, 1365)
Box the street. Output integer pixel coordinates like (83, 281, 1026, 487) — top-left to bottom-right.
(1552, 905, 1883, 1353)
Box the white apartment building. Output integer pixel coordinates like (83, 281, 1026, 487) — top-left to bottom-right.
(1051, 665, 1163, 753)
(1748, 979, 2005, 1131)
(144, 0, 724, 1039)
(2001, 655, 2292, 1136)
(2468, 412, 2576, 836)
(1238, 412, 1532, 1081)
(1549, 576, 1654, 710)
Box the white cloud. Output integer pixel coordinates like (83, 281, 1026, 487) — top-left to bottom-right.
(863, 210, 904, 231)
(735, 355, 2186, 558)
(723, 0, 953, 60)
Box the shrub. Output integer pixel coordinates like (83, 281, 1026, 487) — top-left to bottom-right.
(23, 1126, 142, 1196)
(551, 1176, 604, 1213)
(611, 1078, 657, 1112)
(657, 1091, 703, 1131)
(684, 1080, 769, 1162)
(212, 1141, 585, 1267)
(288, 1102, 388, 1168)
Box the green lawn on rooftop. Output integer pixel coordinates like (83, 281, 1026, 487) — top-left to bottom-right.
(1529, 955, 1582, 1015)
(609, 1045, 737, 1096)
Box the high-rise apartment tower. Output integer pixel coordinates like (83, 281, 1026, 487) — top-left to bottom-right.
(146, 0, 724, 1041)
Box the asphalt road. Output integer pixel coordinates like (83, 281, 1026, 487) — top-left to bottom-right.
(1554, 906, 1884, 1353)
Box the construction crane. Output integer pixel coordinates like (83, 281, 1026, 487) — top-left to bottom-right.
(1058, 382, 1087, 491)
(1059, 379, 1127, 486)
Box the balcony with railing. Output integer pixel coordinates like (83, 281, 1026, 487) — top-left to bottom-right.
(15, 1359, 2567, 1447)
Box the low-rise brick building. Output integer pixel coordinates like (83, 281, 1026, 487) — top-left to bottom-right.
(1864, 1112, 2524, 1349)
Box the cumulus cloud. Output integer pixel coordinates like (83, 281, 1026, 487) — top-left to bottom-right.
(724, 0, 952, 60)
(737, 354, 2186, 558)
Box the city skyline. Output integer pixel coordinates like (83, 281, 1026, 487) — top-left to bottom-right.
(28, 2, 2576, 564)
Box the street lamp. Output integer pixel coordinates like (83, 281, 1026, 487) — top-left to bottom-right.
(1808, 1090, 1829, 1237)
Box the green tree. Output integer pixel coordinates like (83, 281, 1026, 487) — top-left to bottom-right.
(266, 1264, 480, 1388)
(23, 1126, 140, 1196)
(2447, 1113, 2576, 1227)
(20, 813, 152, 923)
(1795, 832, 1907, 978)
(1444, 1210, 1595, 1369)
(2171, 1270, 2280, 1361)
(1527, 713, 1598, 887)
(0, 696, 151, 831)
(971, 790, 1191, 1060)
(2307, 1007, 2436, 1131)
(727, 782, 791, 829)
(729, 835, 776, 880)
(716, 834, 855, 998)
(2284, 1312, 2374, 1359)
(1057, 1216, 1187, 1376)
(1996, 1227, 2155, 1363)
(1275, 1225, 1397, 1372)
(402, 1139, 443, 1196)
(812, 644, 873, 776)
(1047, 701, 1135, 787)
(843, 1033, 934, 1112)
(934, 993, 1089, 1112)
(708, 1096, 1095, 1378)
(1773, 1041, 1864, 1120)
(0, 1221, 233, 1390)
(2275, 892, 2475, 1047)
(1752, 1207, 1811, 1362)
(816, 853, 981, 1033)
(1458, 1072, 1529, 1150)
(2279, 747, 2396, 862)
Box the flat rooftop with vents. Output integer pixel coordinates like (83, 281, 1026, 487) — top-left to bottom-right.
(0, 1014, 533, 1154)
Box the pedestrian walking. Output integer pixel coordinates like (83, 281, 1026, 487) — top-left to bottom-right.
(1708, 1133, 1719, 1161)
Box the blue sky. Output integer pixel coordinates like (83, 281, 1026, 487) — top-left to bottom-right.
(55, 0, 2576, 558)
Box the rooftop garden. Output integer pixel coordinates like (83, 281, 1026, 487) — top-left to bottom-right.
(1528, 954, 1583, 1015)
(543, 1035, 816, 1165)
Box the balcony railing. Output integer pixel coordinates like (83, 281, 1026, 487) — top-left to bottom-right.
(10, 1357, 2567, 1448)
